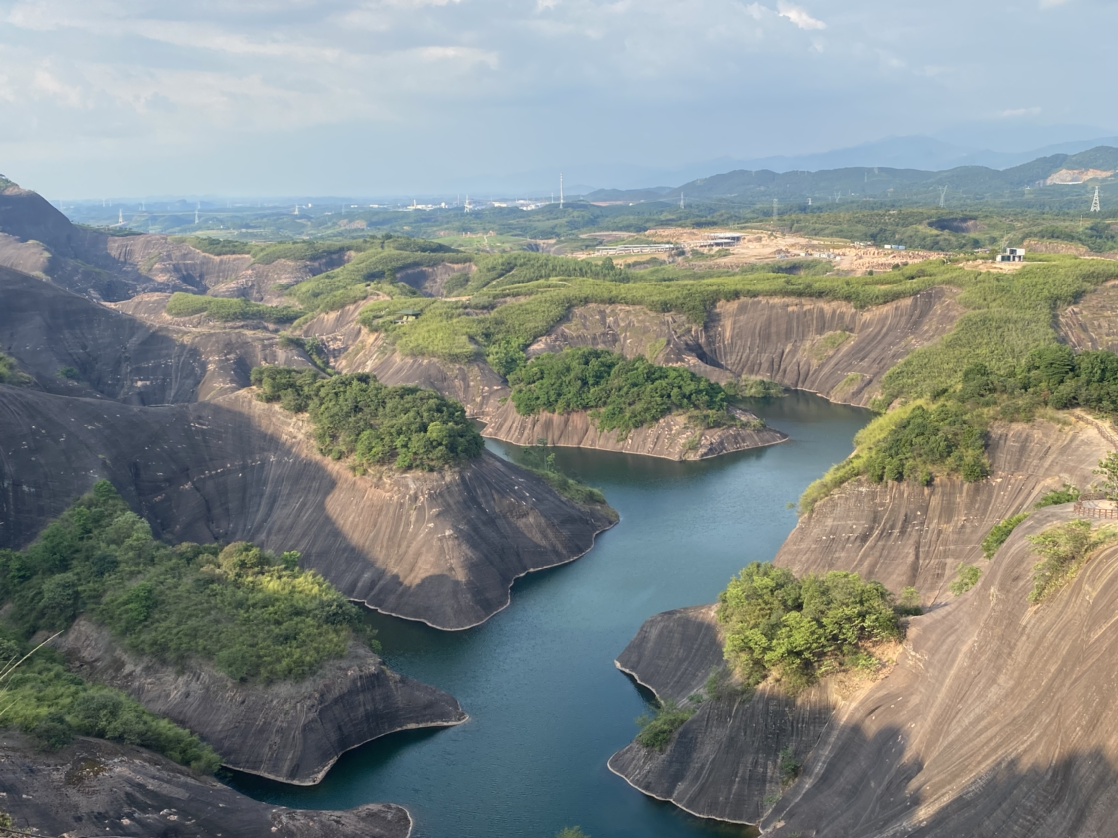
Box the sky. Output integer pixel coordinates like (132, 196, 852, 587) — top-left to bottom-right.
(0, 0, 1115, 198)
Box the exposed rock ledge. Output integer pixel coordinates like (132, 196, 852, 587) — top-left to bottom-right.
(608, 606, 846, 826)
(58, 618, 466, 785)
(0, 733, 411, 838)
(0, 385, 615, 630)
(480, 404, 787, 461)
(609, 421, 1118, 835)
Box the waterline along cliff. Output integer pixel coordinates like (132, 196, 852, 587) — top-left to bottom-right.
(6, 173, 1118, 836)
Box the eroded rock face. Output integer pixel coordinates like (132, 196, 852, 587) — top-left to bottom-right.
(0, 268, 309, 403)
(609, 422, 1118, 835)
(0, 385, 613, 630)
(764, 505, 1118, 837)
(479, 402, 786, 461)
(608, 605, 846, 825)
(59, 619, 466, 785)
(526, 290, 966, 408)
(0, 733, 412, 838)
(776, 420, 1110, 604)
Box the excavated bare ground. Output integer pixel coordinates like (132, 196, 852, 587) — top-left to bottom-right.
(0, 733, 412, 838)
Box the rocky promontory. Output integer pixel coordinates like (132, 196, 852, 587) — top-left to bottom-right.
(479, 402, 786, 461)
(0, 733, 413, 838)
(608, 420, 1118, 835)
(58, 618, 466, 785)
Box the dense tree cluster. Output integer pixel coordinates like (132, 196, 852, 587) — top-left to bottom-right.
(0, 484, 375, 770)
(251, 367, 484, 471)
(960, 345, 1118, 414)
(718, 563, 902, 692)
(165, 292, 303, 323)
(863, 402, 990, 485)
(508, 348, 731, 434)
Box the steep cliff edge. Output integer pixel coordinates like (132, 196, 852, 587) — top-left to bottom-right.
(58, 618, 466, 785)
(763, 504, 1118, 837)
(608, 421, 1118, 835)
(0, 733, 412, 838)
(479, 402, 786, 461)
(775, 419, 1109, 604)
(0, 385, 613, 629)
(528, 289, 965, 407)
(608, 607, 853, 825)
(0, 267, 308, 403)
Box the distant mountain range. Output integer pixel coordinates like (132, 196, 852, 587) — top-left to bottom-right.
(438, 127, 1118, 198)
(580, 145, 1118, 207)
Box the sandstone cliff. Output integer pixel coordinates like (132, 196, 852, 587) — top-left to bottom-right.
(307, 314, 786, 461)
(608, 421, 1118, 835)
(528, 289, 965, 408)
(764, 503, 1118, 837)
(0, 385, 613, 630)
(0, 733, 412, 838)
(59, 618, 466, 785)
(776, 419, 1109, 604)
(608, 606, 848, 825)
(479, 402, 786, 461)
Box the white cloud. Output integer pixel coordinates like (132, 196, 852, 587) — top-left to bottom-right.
(1040, 0, 1072, 7)
(998, 106, 1042, 118)
(777, 1, 826, 30)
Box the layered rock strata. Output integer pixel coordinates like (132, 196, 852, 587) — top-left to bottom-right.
(0, 385, 613, 629)
(608, 421, 1118, 835)
(0, 733, 412, 838)
(59, 619, 466, 785)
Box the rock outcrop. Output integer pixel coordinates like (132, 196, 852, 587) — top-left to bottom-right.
(608, 606, 852, 825)
(59, 618, 466, 785)
(479, 402, 786, 461)
(608, 420, 1118, 835)
(0, 733, 412, 838)
(776, 419, 1110, 604)
(763, 504, 1118, 837)
(0, 385, 613, 630)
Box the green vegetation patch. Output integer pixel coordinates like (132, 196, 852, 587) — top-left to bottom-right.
(876, 259, 1118, 407)
(949, 564, 982, 596)
(718, 563, 902, 693)
(252, 367, 483, 471)
(800, 401, 989, 515)
(1028, 520, 1116, 603)
(1035, 484, 1082, 509)
(635, 699, 696, 751)
(172, 236, 255, 256)
(0, 482, 371, 685)
(511, 442, 612, 510)
(508, 348, 734, 435)
(165, 292, 303, 324)
(983, 513, 1031, 560)
(0, 634, 220, 772)
(0, 352, 30, 386)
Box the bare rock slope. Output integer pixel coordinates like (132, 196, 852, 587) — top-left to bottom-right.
(0, 733, 412, 838)
(0, 384, 612, 629)
(608, 420, 1118, 835)
(59, 618, 466, 785)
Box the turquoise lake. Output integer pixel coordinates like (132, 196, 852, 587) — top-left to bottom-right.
(229, 392, 872, 838)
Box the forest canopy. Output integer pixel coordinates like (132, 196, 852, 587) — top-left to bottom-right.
(507, 348, 734, 435)
(251, 367, 484, 471)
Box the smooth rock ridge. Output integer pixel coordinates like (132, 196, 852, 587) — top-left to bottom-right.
(0, 733, 412, 838)
(58, 618, 467, 785)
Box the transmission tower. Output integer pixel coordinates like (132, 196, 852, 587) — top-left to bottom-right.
(118, 209, 123, 225)
(680, 191, 685, 210)
(464, 194, 471, 214)
(560, 173, 564, 209)
(1091, 186, 1101, 213)
(772, 198, 778, 222)
(939, 186, 948, 208)
(194, 207, 199, 224)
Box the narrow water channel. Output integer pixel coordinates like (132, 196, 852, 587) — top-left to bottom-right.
(229, 392, 872, 838)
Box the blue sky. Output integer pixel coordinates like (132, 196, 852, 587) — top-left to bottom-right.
(0, 0, 1114, 197)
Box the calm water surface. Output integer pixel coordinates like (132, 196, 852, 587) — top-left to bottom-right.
(229, 392, 871, 838)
